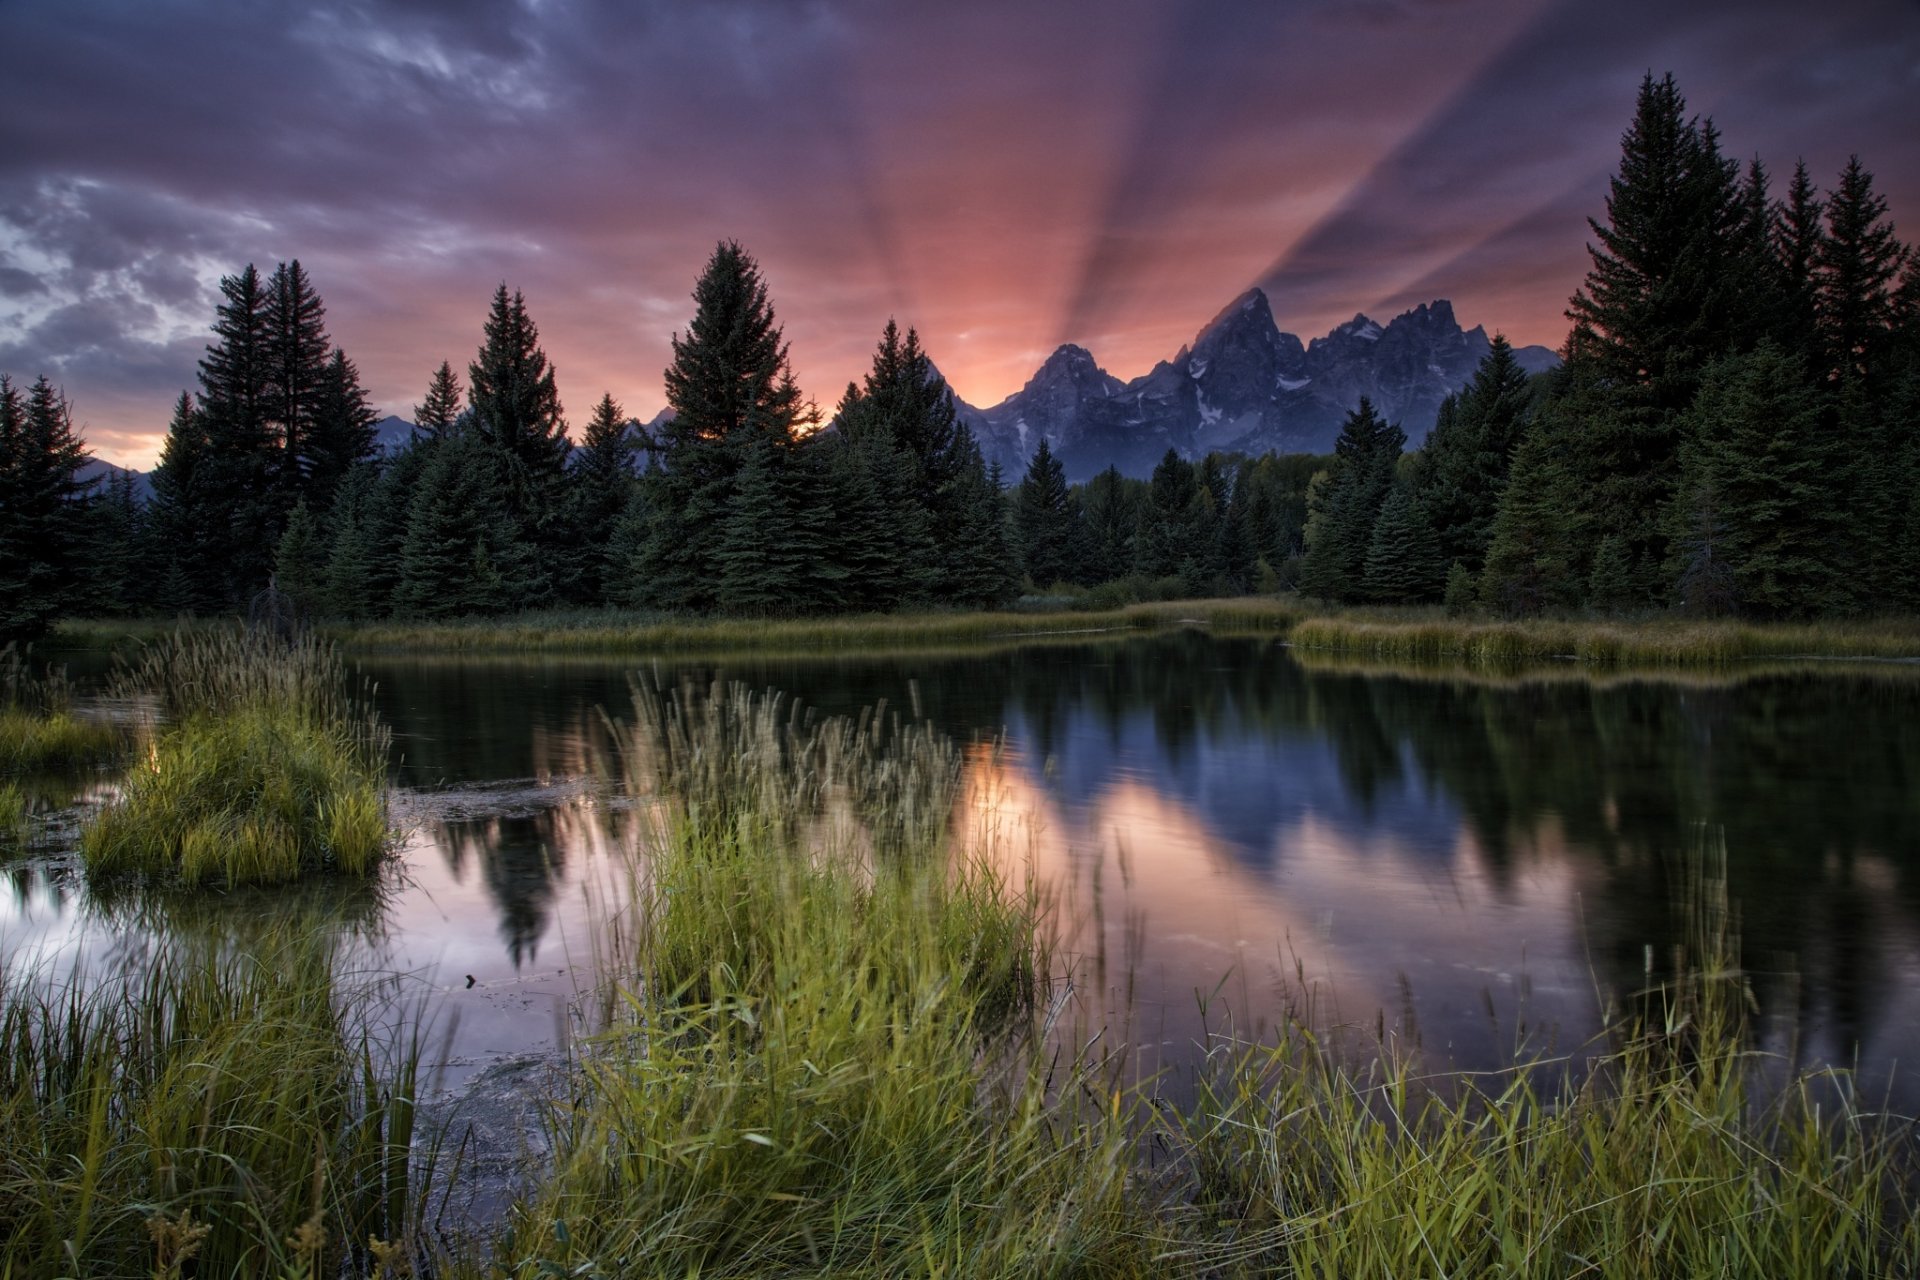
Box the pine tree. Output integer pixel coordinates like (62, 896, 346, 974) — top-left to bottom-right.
(1479, 411, 1584, 616)
(197, 264, 281, 603)
(147, 391, 221, 613)
(303, 348, 378, 509)
(1079, 464, 1138, 583)
(1816, 156, 1908, 384)
(0, 375, 96, 639)
(939, 431, 1020, 608)
(637, 242, 811, 612)
(1012, 438, 1079, 587)
(1415, 336, 1532, 573)
(1297, 398, 1404, 601)
(1667, 345, 1843, 616)
(714, 438, 812, 615)
(84, 468, 146, 616)
(273, 498, 326, 614)
(1360, 487, 1443, 603)
(320, 462, 383, 619)
(1586, 534, 1635, 612)
(395, 435, 544, 618)
(566, 392, 638, 605)
(264, 259, 330, 499)
(415, 362, 463, 437)
(1776, 160, 1826, 342)
(468, 285, 570, 481)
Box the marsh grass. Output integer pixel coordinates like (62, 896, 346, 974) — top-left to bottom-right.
(490, 685, 1920, 1277)
(0, 933, 435, 1280)
(1289, 611, 1920, 668)
(0, 644, 123, 774)
(83, 629, 394, 887)
(316, 598, 1302, 658)
(493, 683, 1150, 1277)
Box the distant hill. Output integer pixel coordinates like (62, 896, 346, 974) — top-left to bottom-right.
(951, 291, 1558, 481)
(77, 457, 152, 503)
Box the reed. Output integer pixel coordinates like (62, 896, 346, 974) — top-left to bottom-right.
(1289, 611, 1920, 668)
(0, 644, 123, 774)
(82, 629, 393, 887)
(0, 932, 435, 1279)
(486, 681, 1149, 1277)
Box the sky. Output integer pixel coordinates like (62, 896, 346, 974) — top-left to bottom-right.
(3, 0, 1917, 469)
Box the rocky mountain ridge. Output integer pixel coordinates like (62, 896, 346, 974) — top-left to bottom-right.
(954, 290, 1557, 481)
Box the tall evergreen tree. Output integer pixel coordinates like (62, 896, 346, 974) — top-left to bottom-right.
(469, 284, 570, 480)
(568, 392, 638, 606)
(272, 498, 326, 613)
(1775, 160, 1826, 341)
(415, 361, 464, 437)
(1079, 464, 1139, 583)
(635, 242, 810, 612)
(1297, 398, 1404, 601)
(264, 259, 330, 499)
(1361, 486, 1443, 603)
(1479, 405, 1586, 615)
(1816, 156, 1908, 384)
(1666, 344, 1842, 616)
(196, 264, 283, 603)
(394, 434, 545, 617)
(1415, 335, 1532, 574)
(146, 390, 221, 612)
(303, 348, 378, 508)
(939, 430, 1020, 608)
(0, 375, 95, 638)
(1012, 438, 1079, 587)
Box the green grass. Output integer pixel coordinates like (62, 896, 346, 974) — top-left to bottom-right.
(0, 782, 24, 840)
(0, 931, 434, 1280)
(1288, 610, 1920, 668)
(0, 643, 124, 773)
(483, 683, 1920, 1277)
(82, 629, 394, 887)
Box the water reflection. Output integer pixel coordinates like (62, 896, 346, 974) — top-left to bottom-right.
(8, 636, 1919, 1100)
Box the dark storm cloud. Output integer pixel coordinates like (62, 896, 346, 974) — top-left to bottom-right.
(1, 0, 1916, 462)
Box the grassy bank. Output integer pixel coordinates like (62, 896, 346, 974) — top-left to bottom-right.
(0, 931, 431, 1279)
(1288, 611, 1920, 667)
(82, 630, 393, 886)
(60, 601, 1920, 669)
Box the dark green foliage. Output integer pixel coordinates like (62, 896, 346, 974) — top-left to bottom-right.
(83, 468, 146, 616)
(0, 376, 95, 639)
(1442, 562, 1475, 617)
(273, 499, 327, 614)
(1480, 409, 1585, 615)
(319, 462, 383, 619)
(1416, 336, 1532, 574)
(1775, 160, 1826, 342)
(713, 439, 828, 615)
(1361, 487, 1443, 603)
(197, 264, 283, 604)
(1587, 534, 1635, 612)
(1079, 465, 1140, 583)
(147, 391, 221, 613)
(938, 430, 1020, 608)
(1669, 345, 1842, 616)
(414, 361, 463, 437)
(1012, 438, 1081, 586)
(264, 260, 330, 500)
(567, 392, 638, 606)
(303, 348, 377, 509)
(1298, 399, 1404, 602)
(636, 243, 810, 612)
(468, 284, 570, 482)
(1816, 157, 1908, 384)
(394, 434, 545, 618)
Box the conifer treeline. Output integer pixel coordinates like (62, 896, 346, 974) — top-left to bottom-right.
(3, 72, 1916, 636)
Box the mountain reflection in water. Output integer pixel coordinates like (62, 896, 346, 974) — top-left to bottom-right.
(7, 634, 1916, 1099)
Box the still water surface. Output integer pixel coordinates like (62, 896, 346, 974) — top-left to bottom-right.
(6, 632, 1919, 1103)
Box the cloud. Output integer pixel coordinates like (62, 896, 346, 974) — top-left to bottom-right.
(2, 0, 1916, 465)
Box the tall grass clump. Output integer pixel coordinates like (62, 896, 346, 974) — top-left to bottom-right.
(0, 932, 434, 1279)
(491, 681, 1152, 1278)
(1163, 841, 1920, 1278)
(0, 643, 123, 774)
(83, 628, 393, 886)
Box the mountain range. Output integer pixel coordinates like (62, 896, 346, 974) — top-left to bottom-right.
(950, 290, 1558, 481)
(93, 293, 1554, 491)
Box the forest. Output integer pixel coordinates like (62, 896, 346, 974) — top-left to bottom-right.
(1, 72, 1915, 642)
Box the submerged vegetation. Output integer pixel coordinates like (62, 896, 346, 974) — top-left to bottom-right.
(82, 629, 392, 886)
